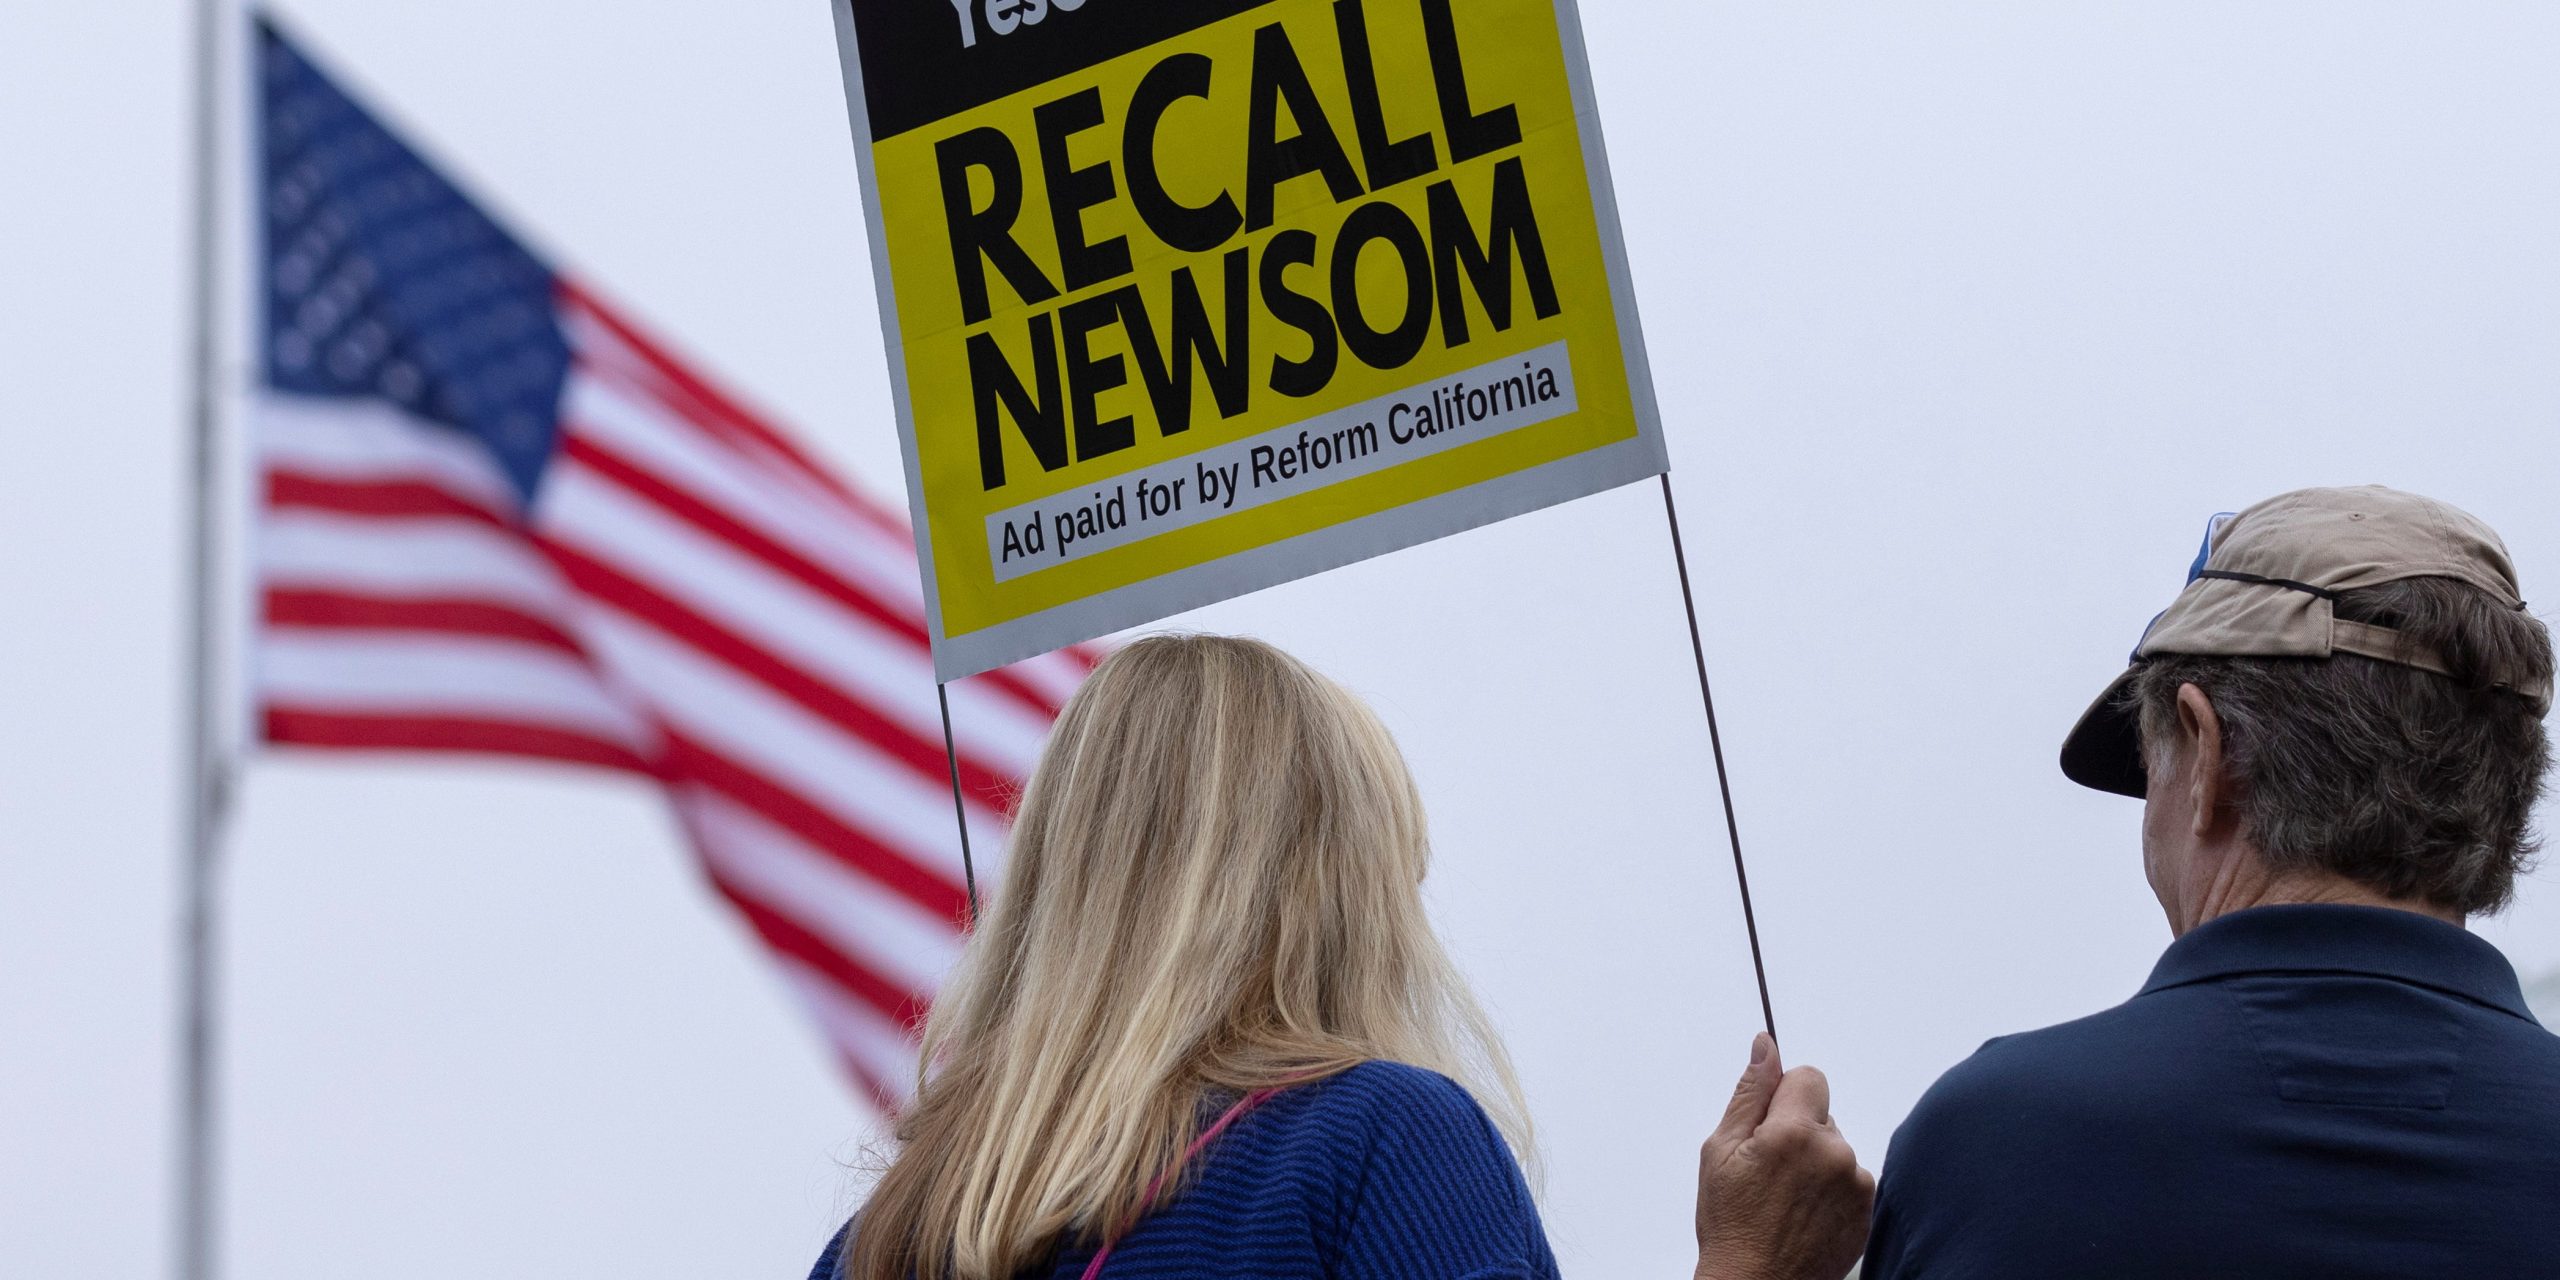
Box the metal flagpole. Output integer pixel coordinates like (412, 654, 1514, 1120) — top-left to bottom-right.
(936, 684, 981, 923)
(178, 0, 233, 1274)
(1658, 474, 1778, 1040)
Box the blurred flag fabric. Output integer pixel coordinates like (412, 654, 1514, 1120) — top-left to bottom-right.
(249, 18, 1088, 1110)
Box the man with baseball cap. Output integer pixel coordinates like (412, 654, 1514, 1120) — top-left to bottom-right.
(1867, 484, 2560, 1277)
(1689, 486, 2560, 1280)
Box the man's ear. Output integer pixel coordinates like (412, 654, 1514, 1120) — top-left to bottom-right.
(2174, 682, 2230, 838)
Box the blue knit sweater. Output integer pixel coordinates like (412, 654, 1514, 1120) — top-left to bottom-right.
(808, 1060, 1557, 1280)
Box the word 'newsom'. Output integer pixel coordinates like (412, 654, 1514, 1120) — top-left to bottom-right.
(936, 0, 1567, 493)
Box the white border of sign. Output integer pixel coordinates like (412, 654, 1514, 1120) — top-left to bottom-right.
(828, 0, 1667, 681)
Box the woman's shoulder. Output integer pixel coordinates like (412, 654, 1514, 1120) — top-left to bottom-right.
(1298, 1059, 1486, 1117)
(1270, 1063, 1550, 1276)
(1266, 1060, 1513, 1167)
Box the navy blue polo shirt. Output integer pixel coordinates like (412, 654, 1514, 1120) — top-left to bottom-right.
(1864, 904, 2560, 1278)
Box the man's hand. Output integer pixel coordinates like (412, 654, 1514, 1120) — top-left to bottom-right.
(1694, 1034, 1875, 1280)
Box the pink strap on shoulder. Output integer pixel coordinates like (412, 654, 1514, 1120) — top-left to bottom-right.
(1078, 1087, 1282, 1280)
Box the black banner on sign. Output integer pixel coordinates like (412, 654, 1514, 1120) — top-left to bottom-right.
(844, 0, 1284, 140)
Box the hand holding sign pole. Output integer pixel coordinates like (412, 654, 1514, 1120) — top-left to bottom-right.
(826, 0, 1773, 1037)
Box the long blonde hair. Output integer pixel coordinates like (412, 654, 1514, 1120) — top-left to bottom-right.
(846, 634, 1529, 1280)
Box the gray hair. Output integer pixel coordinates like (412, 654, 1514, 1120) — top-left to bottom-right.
(2128, 575, 2554, 915)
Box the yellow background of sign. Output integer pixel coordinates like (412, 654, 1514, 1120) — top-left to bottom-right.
(871, 0, 1638, 641)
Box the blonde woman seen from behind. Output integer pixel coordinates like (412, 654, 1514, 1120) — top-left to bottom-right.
(809, 634, 1553, 1280)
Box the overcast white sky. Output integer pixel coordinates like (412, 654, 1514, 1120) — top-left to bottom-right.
(7, 2, 2560, 1277)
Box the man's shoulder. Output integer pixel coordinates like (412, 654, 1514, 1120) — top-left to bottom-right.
(1864, 991, 2251, 1276)
(1893, 990, 2223, 1160)
(1942, 991, 2205, 1086)
(1867, 952, 2560, 1279)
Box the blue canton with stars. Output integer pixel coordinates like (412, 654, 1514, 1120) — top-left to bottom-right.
(258, 19, 569, 506)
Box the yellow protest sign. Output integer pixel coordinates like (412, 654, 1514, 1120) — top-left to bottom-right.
(831, 0, 1665, 678)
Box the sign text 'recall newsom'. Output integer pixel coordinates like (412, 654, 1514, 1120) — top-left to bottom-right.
(939, 0, 1560, 493)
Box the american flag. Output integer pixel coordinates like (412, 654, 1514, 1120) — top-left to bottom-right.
(251, 18, 1088, 1111)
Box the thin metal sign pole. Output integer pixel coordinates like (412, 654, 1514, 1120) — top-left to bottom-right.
(936, 684, 981, 924)
(178, 0, 232, 1275)
(1657, 474, 1778, 1040)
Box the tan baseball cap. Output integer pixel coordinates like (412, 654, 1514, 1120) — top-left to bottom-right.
(2060, 485, 2550, 798)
